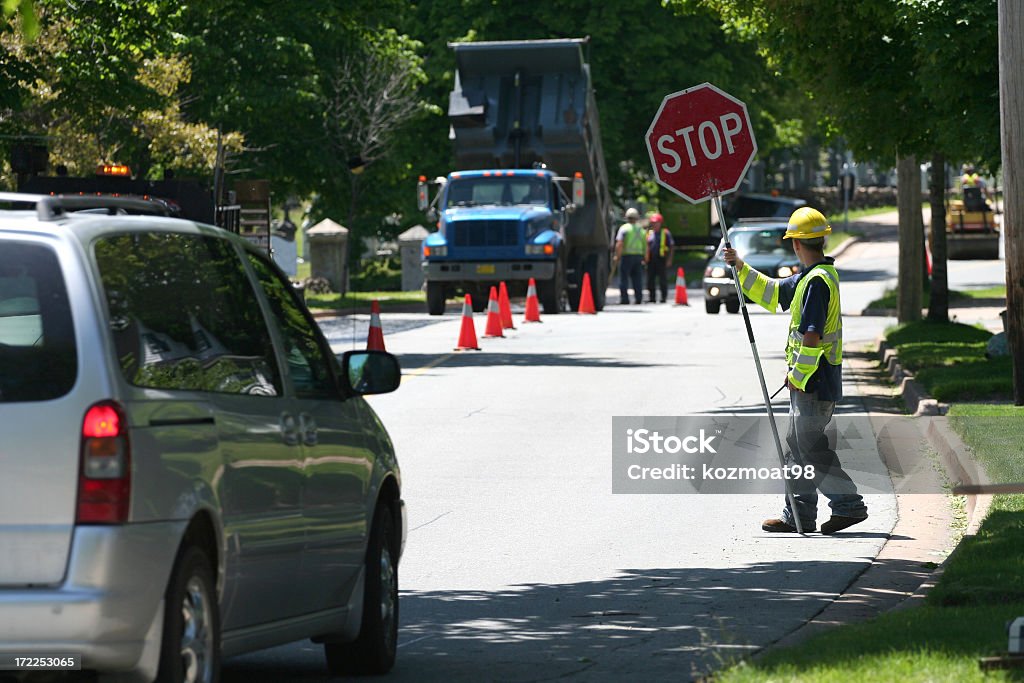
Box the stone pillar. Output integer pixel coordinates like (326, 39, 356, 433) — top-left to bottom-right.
(398, 225, 429, 292)
(307, 219, 349, 294)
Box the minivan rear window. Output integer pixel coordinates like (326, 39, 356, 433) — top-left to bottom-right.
(0, 241, 77, 402)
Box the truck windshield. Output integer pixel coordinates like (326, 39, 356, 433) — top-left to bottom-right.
(447, 178, 548, 208)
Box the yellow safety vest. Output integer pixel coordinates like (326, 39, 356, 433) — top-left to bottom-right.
(738, 262, 843, 391)
(622, 224, 646, 255)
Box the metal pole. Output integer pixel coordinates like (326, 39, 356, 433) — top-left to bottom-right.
(714, 192, 804, 534)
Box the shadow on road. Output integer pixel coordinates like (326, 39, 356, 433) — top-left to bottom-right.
(221, 557, 937, 682)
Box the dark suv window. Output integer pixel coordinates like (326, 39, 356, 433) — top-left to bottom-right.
(0, 241, 77, 402)
(95, 232, 281, 395)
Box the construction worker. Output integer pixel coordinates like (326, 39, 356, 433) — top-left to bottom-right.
(723, 207, 868, 535)
(614, 207, 646, 304)
(961, 164, 989, 200)
(645, 213, 674, 303)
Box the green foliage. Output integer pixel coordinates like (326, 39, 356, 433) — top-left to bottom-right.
(695, 0, 1000, 168)
(351, 258, 402, 292)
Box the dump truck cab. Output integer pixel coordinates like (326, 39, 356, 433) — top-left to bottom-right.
(421, 168, 583, 314)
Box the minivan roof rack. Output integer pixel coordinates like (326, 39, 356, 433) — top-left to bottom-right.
(0, 191, 172, 221)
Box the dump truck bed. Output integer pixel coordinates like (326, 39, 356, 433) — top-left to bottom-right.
(448, 39, 613, 250)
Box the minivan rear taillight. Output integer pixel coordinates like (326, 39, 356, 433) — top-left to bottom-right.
(77, 401, 130, 524)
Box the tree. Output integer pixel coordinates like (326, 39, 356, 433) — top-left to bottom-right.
(999, 0, 1024, 405)
(321, 30, 431, 230)
(1, 1, 241, 184)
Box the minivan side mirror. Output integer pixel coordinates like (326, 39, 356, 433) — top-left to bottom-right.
(340, 350, 401, 395)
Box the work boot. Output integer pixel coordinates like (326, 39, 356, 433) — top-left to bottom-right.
(761, 518, 815, 533)
(821, 515, 868, 534)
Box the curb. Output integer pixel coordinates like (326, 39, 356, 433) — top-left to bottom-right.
(751, 339, 991, 657)
(826, 235, 861, 260)
(877, 338, 946, 416)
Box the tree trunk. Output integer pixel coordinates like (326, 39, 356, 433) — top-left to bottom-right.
(928, 152, 949, 322)
(999, 0, 1024, 405)
(896, 154, 924, 323)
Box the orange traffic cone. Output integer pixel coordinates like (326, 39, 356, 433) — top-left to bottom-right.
(483, 286, 505, 338)
(498, 281, 516, 330)
(523, 277, 542, 323)
(674, 267, 689, 306)
(578, 272, 596, 314)
(454, 295, 480, 351)
(366, 300, 386, 350)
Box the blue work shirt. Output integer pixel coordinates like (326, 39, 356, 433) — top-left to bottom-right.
(776, 257, 843, 402)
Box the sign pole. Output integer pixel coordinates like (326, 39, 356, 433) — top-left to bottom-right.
(714, 191, 804, 534)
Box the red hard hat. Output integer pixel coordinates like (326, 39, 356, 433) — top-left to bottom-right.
(649, 213, 664, 224)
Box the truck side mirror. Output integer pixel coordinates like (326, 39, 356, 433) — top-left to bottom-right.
(417, 176, 429, 211)
(572, 172, 585, 208)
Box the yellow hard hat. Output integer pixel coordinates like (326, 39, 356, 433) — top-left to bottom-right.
(784, 207, 831, 239)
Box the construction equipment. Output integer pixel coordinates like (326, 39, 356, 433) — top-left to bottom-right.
(418, 38, 615, 315)
(946, 185, 1000, 260)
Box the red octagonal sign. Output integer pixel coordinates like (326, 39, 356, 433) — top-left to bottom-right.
(646, 83, 758, 204)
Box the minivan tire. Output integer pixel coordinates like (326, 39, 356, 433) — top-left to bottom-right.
(156, 546, 220, 683)
(324, 503, 398, 676)
(705, 298, 721, 314)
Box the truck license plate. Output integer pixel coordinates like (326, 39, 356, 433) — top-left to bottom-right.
(476, 264, 496, 275)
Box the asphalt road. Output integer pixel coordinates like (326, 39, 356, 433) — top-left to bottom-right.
(222, 214, 1005, 682)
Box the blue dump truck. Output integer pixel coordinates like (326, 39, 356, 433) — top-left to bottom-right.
(418, 38, 615, 315)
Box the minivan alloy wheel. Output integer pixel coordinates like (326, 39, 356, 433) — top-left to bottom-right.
(181, 575, 215, 683)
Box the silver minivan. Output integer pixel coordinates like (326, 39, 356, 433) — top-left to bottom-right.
(0, 194, 405, 682)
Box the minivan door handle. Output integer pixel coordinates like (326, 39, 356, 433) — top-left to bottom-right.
(299, 413, 318, 447)
(280, 412, 300, 446)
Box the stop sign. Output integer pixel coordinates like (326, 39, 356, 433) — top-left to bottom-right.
(645, 83, 757, 204)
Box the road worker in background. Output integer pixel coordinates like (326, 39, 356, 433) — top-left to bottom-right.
(723, 207, 868, 534)
(960, 163, 989, 199)
(645, 213, 674, 303)
(614, 207, 647, 304)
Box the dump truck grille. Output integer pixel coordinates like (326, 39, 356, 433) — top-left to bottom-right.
(450, 220, 520, 248)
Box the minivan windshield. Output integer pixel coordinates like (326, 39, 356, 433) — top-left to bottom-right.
(0, 241, 77, 401)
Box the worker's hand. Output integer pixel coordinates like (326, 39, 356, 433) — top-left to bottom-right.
(787, 377, 804, 393)
(723, 247, 742, 270)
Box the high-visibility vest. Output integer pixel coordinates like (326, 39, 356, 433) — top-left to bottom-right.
(622, 224, 646, 255)
(962, 173, 980, 188)
(738, 262, 843, 391)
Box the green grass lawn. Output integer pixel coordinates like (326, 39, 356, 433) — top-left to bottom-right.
(716, 401, 1024, 683)
(827, 205, 898, 224)
(305, 289, 424, 312)
(867, 285, 1006, 311)
(883, 321, 1012, 401)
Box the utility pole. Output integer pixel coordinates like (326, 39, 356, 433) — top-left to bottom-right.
(999, 0, 1024, 405)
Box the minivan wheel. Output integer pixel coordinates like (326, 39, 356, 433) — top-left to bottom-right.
(156, 546, 220, 683)
(725, 299, 740, 314)
(324, 503, 398, 675)
(705, 298, 721, 314)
